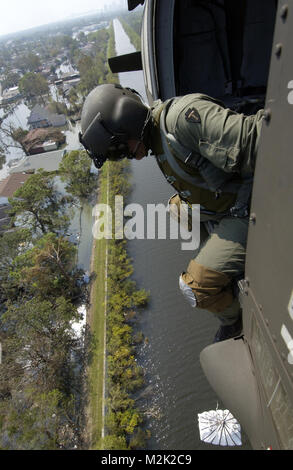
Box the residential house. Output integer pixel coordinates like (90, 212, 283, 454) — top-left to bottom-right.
(63, 78, 81, 96)
(21, 128, 66, 155)
(0, 173, 31, 198)
(9, 149, 66, 174)
(27, 104, 67, 129)
(0, 173, 32, 232)
(0, 86, 21, 105)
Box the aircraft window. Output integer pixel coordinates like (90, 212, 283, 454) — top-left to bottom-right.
(251, 318, 293, 449)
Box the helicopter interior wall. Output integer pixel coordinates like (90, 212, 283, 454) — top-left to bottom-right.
(174, 0, 277, 111)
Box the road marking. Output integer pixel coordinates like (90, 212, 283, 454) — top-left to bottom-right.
(281, 324, 293, 365)
(101, 164, 110, 441)
(288, 290, 293, 321)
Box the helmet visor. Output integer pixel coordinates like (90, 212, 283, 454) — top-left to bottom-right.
(79, 112, 130, 167)
(82, 112, 112, 156)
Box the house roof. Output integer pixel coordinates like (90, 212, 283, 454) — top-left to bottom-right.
(9, 149, 65, 174)
(22, 128, 51, 143)
(0, 173, 31, 198)
(50, 114, 67, 126)
(27, 104, 50, 124)
(22, 128, 65, 146)
(27, 104, 67, 127)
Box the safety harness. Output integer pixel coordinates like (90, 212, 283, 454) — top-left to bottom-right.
(154, 98, 252, 217)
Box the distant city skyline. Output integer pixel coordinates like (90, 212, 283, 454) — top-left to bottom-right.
(0, 0, 127, 37)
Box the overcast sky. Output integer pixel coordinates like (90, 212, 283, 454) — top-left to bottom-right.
(0, 0, 128, 37)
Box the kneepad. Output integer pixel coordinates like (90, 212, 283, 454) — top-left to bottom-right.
(180, 260, 234, 313)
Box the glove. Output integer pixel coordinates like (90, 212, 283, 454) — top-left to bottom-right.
(179, 274, 197, 307)
(229, 202, 249, 218)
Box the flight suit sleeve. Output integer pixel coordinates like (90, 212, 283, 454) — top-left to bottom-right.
(173, 100, 263, 177)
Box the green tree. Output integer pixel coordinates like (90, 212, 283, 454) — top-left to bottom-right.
(19, 72, 49, 99)
(11, 232, 84, 301)
(23, 52, 41, 72)
(0, 228, 32, 303)
(1, 71, 20, 89)
(59, 150, 98, 200)
(10, 127, 28, 144)
(0, 388, 80, 449)
(47, 99, 68, 116)
(8, 169, 72, 235)
(101, 434, 128, 450)
(0, 122, 29, 157)
(67, 87, 81, 114)
(1, 296, 80, 392)
(77, 55, 100, 95)
(87, 29, 109, 44)
(118, 408, 142, 434)
(129, 428, 148, 450)
(107, 384, 134, 413)
(77, 31, 87, 44)
(54, 35, 75, 49)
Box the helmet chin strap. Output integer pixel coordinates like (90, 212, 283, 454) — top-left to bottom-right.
(141, 108, 151, 139)
(129, 108, 152, 159)
(124, 107, 152, 159)
(129, 140, 142, 159)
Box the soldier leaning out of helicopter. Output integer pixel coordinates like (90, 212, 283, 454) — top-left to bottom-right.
(79, 83, 264, 343)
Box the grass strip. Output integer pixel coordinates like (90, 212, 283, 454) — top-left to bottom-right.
(87, 165, 108, 449)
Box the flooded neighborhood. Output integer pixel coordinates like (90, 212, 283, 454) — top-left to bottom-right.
(0, 11, 108, 268)
(0, 4, 124, 450)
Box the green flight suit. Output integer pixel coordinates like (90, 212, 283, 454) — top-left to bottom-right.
(148, 93, 264, 325)
(164, 94, 263, 177)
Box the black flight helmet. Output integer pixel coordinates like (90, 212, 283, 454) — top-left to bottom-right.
(79, 83, 150, 168)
